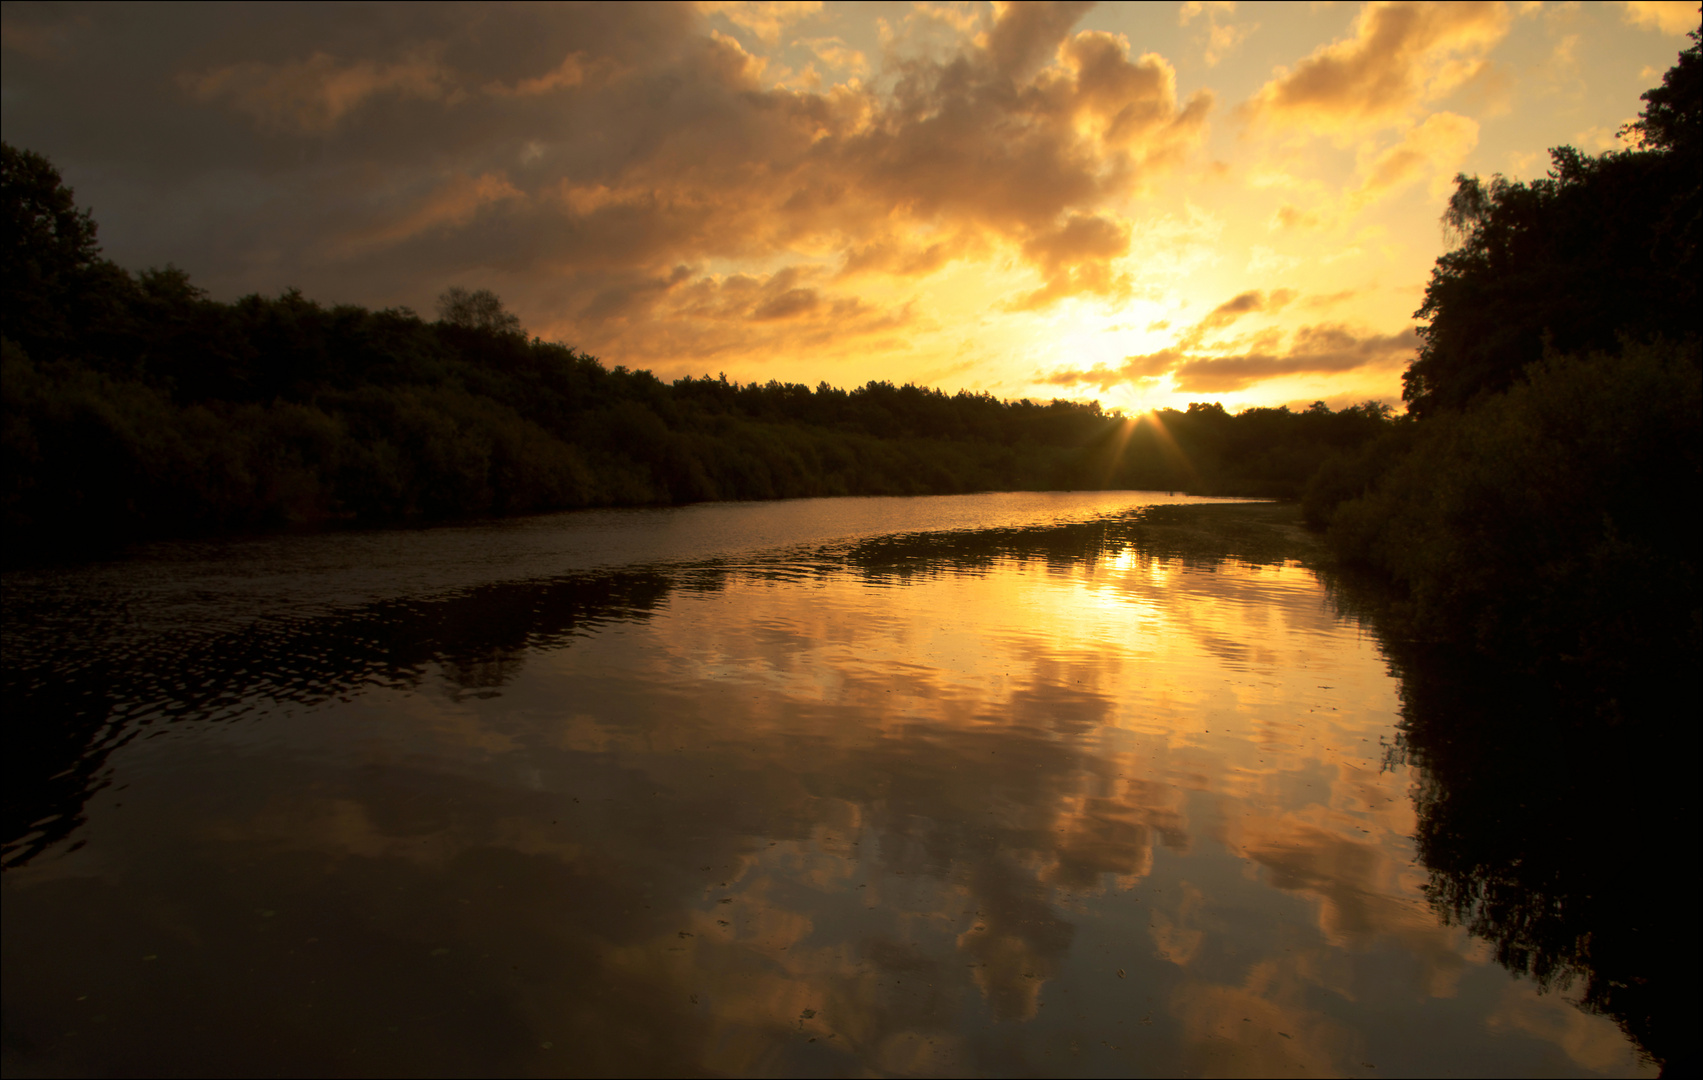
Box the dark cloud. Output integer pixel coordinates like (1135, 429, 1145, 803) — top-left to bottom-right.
(1, 1, 1213, 371)
(1300, 288, 1360, 309)
(987, 0, 1097, 81)
(1169, 324, 1418, 392)
(180, 46, 461, 133)
(1197, 287, 1295, 330)
(1041, 349, 1180, 392)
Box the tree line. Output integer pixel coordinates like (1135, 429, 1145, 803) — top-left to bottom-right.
(2, 142, 1394, 559)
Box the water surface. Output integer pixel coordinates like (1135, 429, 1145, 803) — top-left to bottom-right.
(1, 493, 1658, 1076)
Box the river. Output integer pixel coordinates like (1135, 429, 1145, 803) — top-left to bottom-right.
(0, 492, 1667, 1077)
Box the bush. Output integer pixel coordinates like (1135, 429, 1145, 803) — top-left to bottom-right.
(1326, 339, 1701, 672)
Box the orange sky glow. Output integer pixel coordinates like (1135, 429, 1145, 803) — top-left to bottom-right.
(2, 1, 1694, 412)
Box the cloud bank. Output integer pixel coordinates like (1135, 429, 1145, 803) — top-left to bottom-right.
(1, 1, 1212, 372)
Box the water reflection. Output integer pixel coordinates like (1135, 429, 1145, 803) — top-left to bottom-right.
(1, 500, 1663, 1077)
(1, 569, 679, 866)
(1384, 643, 1698, 1077)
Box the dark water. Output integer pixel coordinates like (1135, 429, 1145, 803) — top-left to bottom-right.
(0, 493, 1678, 1077)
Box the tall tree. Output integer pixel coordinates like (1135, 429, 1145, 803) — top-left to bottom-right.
(1403, 30, 1701, 416)
(1, 142, 106, 348)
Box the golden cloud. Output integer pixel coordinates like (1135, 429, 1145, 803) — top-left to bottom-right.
(986, 0, 1098, 80)
(697, 1, 824, 45)
(1007, 214, 1135, 309)
(1038, 349, 1184, 393)
(1041, 287, 1415, 394)
(1352, 110, 1479, 205)
(1300, 288, 1361, 309)
(1180, 0, 1257, 67)
(1244, 1, 1511, 133)
(799, 36, 869, 76)
(483, 53, 619, 98)
(838, 233, 969, 279)
(459, 2, 1215, 343)
(566, 266, 920, 372)
(1613, 0, 1701, 35)
(1270, 203, 1327, 230)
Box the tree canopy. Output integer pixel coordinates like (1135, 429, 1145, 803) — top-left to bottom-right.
(437, 287, 523, 336)
(1307, 30, 1702, 690)
(1404, 28, 1700, 416)
(1, 142, 111, 351)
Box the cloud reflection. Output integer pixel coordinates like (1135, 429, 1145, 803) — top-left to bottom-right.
(2, 505, 1654, 1075)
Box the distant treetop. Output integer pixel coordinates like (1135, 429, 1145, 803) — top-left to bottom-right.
(437, 286, 523, 336)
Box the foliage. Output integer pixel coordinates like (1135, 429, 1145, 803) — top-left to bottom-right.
(1406, 148, 1698, 416)
(1299, 420, 1417, 529)
(1330, 341, 1700, 671)
(1311, 35, 1703, 680)
(437, 286, 523, 335)
(1622, 25, 1702, 156)
(1, 142, 122, 355)
(1405, 30, 1700, 418)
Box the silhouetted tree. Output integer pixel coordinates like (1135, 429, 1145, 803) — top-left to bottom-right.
(1, 142, 126, 352)
(1404, 29, 1700, 416)
(436, 286, 523, 335)
(1622, 24, 1701, 156)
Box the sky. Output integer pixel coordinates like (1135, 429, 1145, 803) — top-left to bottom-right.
(2, 1, 1695, 413)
